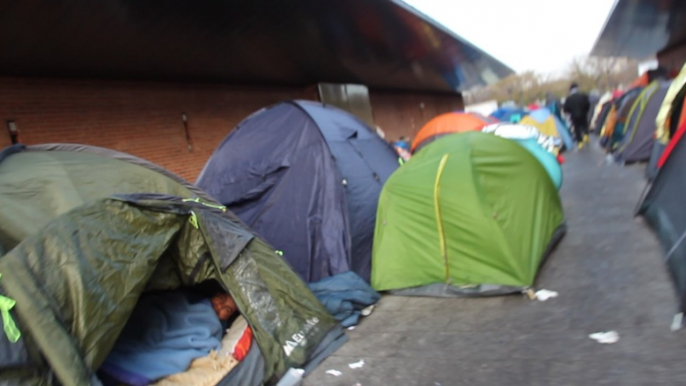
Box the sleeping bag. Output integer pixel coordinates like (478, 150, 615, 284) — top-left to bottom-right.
(100, 290, 223, 386)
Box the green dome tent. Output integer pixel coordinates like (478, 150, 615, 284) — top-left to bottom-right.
(0, 144, 344, 385)
(371, 132, 566, 296)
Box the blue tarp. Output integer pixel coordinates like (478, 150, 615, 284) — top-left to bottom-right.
(490, 107, 528, 123)
(197, 101, 399, 283)
(308, 272, 381, 327)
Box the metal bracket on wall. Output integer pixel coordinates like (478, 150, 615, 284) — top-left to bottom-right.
(181, 113, 193, 152)
(5, 121, 18, 145)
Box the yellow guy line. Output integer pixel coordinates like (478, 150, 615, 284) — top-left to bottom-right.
(434, 154, 450, 282)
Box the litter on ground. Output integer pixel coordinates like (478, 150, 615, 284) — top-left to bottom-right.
(325, 369, 342, 377)
(361, 305, 375, 317)
(535, 289, 558, 301)
(671, 313, 683, 331)
(589, 331, 619, 344)
(349, 359, 365, 369)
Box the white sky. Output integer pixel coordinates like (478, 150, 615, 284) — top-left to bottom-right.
(404, 0, 617, 75)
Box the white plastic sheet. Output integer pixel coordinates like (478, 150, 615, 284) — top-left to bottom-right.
(535, 289, 558, 301)
(589, 331, 619, 344)
(349, 359, 365, 369)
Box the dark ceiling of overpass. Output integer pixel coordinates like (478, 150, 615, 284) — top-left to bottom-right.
(0, 0, 513, 93)
(592, 0, 686, 58)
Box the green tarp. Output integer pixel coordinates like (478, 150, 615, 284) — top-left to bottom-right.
(372, 132, 565, 294)
(0, 144, 200, 251)
(0, 145, 340, 385)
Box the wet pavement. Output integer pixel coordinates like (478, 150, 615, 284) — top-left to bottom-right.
(306, 141, 686, 385)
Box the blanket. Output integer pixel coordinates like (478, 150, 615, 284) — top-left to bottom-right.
(308, 272, 380, 327)
(100, 290, 223, 386)
(152, 316, 252, 386)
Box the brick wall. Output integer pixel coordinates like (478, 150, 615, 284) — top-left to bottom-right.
(370, 90, 464, 142)
(0, 77, 463, 180)
(0, 77, 317, 180)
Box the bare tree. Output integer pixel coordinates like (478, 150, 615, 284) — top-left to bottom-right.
(567, 56, 639, 91)
(466, 56, 640, 106)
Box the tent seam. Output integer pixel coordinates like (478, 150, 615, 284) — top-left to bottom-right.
(433, 154, 450, 283)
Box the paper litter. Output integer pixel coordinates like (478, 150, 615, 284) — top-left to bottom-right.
(361, 305, 375, 317)
(348, 359, 365, 369)
(589, 330, 619, 344)
(534, 289, 558, 301)
(325, 370, 342, 377)
(672, 313, 683, 331)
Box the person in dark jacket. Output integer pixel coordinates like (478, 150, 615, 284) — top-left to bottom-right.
(564, 82, 591, 149)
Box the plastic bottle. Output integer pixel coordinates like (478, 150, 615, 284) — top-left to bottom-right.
(275, 368, 305, 386)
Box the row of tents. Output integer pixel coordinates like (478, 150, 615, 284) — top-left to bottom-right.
(589, 62, 686, 317)
(628, 63, 686, 316)
(0, 100, 566, 385)
(594, 66, 686, 178)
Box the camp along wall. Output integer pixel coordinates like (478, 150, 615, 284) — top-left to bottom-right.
(0, 76, 317, 181)
(370, 90, 464, 142)
(0, 77, 464, 180)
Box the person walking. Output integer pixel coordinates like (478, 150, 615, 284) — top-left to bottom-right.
(563, 82, 591, 149)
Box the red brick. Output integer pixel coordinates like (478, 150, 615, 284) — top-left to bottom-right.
(0, 77, 462, 180)
(370, 90, 464, 142)
(0, 77, 316, 181)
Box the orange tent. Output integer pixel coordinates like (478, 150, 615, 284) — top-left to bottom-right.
(628, 73, 649, 89)
(673, 96, 686, 133)
(411, 112, 493, 152)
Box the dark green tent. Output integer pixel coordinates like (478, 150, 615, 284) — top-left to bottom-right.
(0, 144, 344, 385)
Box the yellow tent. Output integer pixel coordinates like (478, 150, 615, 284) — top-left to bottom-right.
(518, 108, 574, 150)
(655, 62, 686, 143)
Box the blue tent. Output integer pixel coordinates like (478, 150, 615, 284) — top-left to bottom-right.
(490, 107, 528, 123)
(482, 123, 562, 189)
(197, 101, 399, 283)
(547, 102, 571, 131)
(514, 138, 562, 189)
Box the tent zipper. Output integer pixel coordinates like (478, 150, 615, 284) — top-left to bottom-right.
(434, 154, 450, 283)
(346, 138, 384, 186)
(182, 197, 227, 212)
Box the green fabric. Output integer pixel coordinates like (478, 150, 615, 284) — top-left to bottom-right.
(0, 274, 20, 343)
(0, 151, 192, 252)
(0, 198, 336, 385)
(372, 132, 564, 291)
(0, 149, 337, 385)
